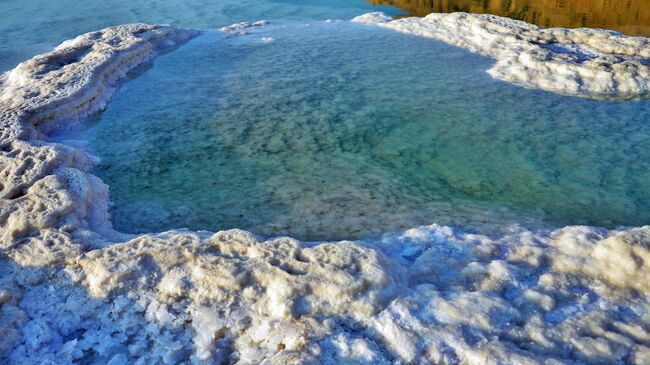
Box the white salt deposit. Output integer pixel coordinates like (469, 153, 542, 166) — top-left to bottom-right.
(219, 20, 270, 36)
(353, 12, 650, 100)
(1, 17, 649, 365)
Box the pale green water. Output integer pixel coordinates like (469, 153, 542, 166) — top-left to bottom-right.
(55, 22, 650, 241)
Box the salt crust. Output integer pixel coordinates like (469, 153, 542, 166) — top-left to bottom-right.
(219, 20, 270, 36)
(1, 18, 649, 365)
(353, 12, 650, 100)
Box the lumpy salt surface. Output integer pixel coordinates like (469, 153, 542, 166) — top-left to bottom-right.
(57, 22, 650, 240)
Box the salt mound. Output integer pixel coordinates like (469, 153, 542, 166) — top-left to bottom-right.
(1, 19, 650, 364)
(353, 12, 650, 100)
(3, 225, 650, 363)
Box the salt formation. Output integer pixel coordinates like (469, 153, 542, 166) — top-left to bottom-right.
(1, 18, 650, 365)
(353, 12, 650, 100)
(219, 20, 270, 36)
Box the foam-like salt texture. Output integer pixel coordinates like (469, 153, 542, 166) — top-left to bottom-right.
(353, 12, 650, 100)
(1, 17, 649, 365)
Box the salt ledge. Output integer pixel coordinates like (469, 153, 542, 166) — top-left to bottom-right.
(353, 12, 650, 100)
(0, 17, 649, 365)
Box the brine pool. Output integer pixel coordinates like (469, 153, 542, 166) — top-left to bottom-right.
(55, 21, 650, 241)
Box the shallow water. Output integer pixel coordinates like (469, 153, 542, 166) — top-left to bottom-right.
(54, 22, 650, 241)
(367, 0, 650, 36)
(0, 0, 398, 72)
(2, 1, 649, 73)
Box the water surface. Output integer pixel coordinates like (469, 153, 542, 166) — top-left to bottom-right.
(2, 0, 648, 73)
(0, 0, 398, 72)
(56, 22, 650, 240)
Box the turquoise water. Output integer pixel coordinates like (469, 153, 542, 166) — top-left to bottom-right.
(0, 0, 399, 72)
(55, 22, 650, 240)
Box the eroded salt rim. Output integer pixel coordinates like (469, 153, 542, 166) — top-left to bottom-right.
(0, 18, 649, 365)
(353, 12, 650, 100)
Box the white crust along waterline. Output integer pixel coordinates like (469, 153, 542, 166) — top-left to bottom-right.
(353, 12, 650, 100)
(0, 18, 649, 365)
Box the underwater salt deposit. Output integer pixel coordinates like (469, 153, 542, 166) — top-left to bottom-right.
(54, 20, 650, 241)
(1, 4, 650, 365)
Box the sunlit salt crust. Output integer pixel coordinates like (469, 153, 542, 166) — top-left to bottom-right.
(353, 12, 650, 100)
(1, 18, 650, 365)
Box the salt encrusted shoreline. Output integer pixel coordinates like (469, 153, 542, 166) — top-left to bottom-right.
(354, 12, 650, 100)
(0, 16, 649, 365)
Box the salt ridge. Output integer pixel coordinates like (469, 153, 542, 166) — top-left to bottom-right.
(353, 12, 650, 100)
(0, 17, 649, 365)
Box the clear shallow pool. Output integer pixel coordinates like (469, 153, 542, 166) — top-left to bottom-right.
(55, 22, 650, 241)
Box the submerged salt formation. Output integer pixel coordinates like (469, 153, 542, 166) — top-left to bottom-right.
(1, 17, 649, 365)
(353, 12, 650, 100)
